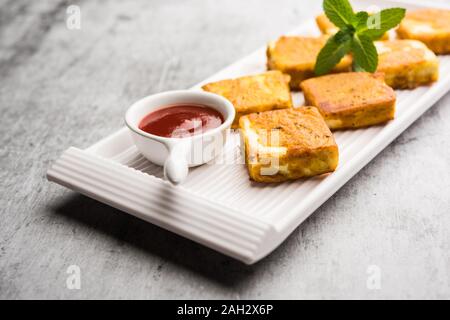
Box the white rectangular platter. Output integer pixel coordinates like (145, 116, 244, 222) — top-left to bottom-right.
(47, 0, 450, 264)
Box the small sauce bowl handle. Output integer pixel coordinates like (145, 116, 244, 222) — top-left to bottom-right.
(163, 139, 191, 185)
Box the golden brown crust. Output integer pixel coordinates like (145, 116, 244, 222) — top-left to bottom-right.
(316, 14, 339, 35)
(396, 9, 450, 54)
(241, 108, 336, 156)
(266, 36, 352, 90)
(301, 72, 396, 130)
(375, 40, 439, 89)
(239, 107, 339, 183)
(202, 71, 293, 128)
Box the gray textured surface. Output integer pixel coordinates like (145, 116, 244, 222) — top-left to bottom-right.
(0, 0, 449, 299)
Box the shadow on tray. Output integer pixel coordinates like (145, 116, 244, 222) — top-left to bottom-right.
(49, 192, 310, 288)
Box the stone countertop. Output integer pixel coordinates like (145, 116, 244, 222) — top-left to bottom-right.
(0, 0, 449, 299)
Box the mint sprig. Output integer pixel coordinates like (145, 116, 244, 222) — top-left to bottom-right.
(323, 0, 355, 29)
(359, 8, 407, 40)
(352, 33, 378, 72)
(314, 0, 406, 75)
(315, 31, 352, 76)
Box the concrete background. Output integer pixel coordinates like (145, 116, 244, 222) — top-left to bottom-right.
(0, 0, 449, 299)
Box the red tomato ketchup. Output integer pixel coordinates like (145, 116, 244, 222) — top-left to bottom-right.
(139, 104, 224, 138)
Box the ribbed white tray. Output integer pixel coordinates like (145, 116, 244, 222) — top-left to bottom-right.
(47, 0, 450, 264)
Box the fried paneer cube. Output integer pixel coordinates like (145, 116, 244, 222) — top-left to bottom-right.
(267, 36, 352, 90)
(375, 40, 439, 89)
(301, 73, 396, 130)
(239, 107, 339, 183)
(316, 14, 340, 35)
(202, 71, 293, 128)
(397, 9, 450, 54)
(316, 13, 389, 40)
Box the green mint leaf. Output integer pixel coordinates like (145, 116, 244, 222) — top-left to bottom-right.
(358, 8, 406, 39)
(352, 60, 366, 72)
(334, 28, 353, 43)
(323, 0, 355, 29)
(314, 31, 352, 76)
(354, 11, 369, 30)
(351, 33, 378, 72)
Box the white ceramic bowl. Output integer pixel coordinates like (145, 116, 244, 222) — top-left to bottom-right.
(125, 90, 235, 185)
